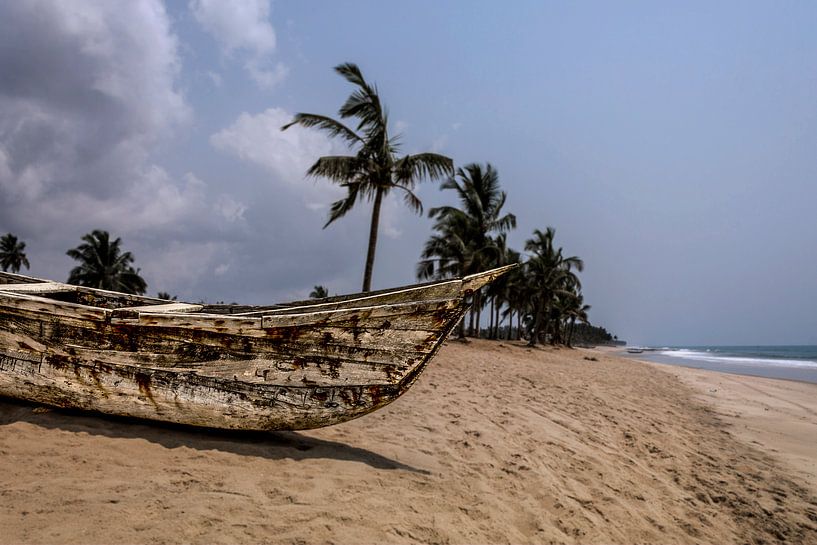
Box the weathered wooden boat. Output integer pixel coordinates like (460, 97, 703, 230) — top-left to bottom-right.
(0, 265, 514, 431)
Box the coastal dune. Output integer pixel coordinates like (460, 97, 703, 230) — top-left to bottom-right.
(1, 341, 815, 544)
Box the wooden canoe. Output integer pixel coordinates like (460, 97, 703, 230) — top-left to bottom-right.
(0, 265, 514, 431)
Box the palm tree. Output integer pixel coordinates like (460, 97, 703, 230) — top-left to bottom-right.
(309, 285, 329, 299)
(157, 292, 177, 301)
(524, 228, 583, 346)
(66, 230, 147, 295)
(565, 294, 591, 347)
(283, 63, 453, 292)
(501, 255, 529, 340)
(419, 163, 516, 337)
(0, 233, 31, 273)
(488, 239, 520, 339)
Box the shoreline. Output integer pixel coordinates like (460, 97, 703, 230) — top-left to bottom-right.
(632, 355, 817, 495)
(606, 347, 817, 385)
(598, 347, 817, 494)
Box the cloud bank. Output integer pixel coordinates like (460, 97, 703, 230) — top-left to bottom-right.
(0, 0, 246, 296)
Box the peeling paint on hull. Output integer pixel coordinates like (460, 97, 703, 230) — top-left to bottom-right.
(0, 266, 514, 430)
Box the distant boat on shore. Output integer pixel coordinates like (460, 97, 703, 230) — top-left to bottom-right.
(626, 348, 644, 354)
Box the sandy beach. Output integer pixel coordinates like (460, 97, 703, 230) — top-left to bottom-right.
(1, 340, 816, 544)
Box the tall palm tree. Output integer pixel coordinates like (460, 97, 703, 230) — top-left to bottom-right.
(283, 63, 453, 292)
(309, 285, 329, 299)
(486, 234, 519, 339)
(501, 254, 528, 340)
(565, 294, 591, 348)
(0, 233, 31, 273)
(524, 228, 583, 346)
(66, 230, 147, 295)
(418, 163, 516, 337)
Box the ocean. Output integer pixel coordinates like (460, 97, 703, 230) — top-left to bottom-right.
(628, 345, 817, 384)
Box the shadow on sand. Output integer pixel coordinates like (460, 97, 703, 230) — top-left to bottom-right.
(0, 397, 429, 474)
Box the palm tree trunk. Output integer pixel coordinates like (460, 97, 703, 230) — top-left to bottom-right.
(494, 301, 501, 339)
(528, 306, 541, 346)
(488, 296, 495, 339)
(516, 311, 522, 341)
(362, 187, 384, 292)
(542, 312, 551, 345)
(567, 317, 576, 347)
(474, 290, 482, 339)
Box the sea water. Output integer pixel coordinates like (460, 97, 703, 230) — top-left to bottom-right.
(631, 345, 817, 384)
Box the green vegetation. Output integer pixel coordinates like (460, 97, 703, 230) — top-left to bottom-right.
(282, 62, 453, 292)
(414, 167, 612, 347)
(417, 162, 516, 338)
(66, 230, 147, 295)
(309, 285, 329, 299)
(523, 228, 584, 346)
(0, 233, 30, 273)
(569, 324, 620, 347)
(281, 63, 620, 347)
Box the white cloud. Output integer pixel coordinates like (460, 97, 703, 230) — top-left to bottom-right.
(245, 60, 289, 89)
(189, 0, 275, 54)
(0, 1, 190, 225)
(0, 1, 247, 294)
(214, 193, 248, 223)
(206, 70, 223, 87)
(189, 0, 287, 89)
(210, 107, 347, 199)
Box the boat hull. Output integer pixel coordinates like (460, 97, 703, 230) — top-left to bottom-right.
(0, 268, 511, 430)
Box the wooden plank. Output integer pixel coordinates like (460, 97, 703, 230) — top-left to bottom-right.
(111, 302, 203, 320)
(0, 282, 76, 294)
(461, 264, 518, 293)
(261, 298, 460, 329)
(0, 292, 110, 321)
(235, 280, 462, 316)
(0, 272, 47, 285)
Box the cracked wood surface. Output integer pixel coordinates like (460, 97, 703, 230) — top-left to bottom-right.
(0, 266, 513, 430)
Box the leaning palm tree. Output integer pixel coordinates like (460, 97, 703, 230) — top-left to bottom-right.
(66, 230, 147, 295)
(0, 233, 31, 273)
(283, 63, 453, 292)
(309, 285, 329, 299)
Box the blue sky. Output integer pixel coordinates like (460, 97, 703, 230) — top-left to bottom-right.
(1, 1, 815, 345)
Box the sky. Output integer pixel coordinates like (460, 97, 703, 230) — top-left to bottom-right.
(1, 0, 815, 346)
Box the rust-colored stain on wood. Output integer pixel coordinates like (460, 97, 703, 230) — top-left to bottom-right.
(0, 265, 515, 431)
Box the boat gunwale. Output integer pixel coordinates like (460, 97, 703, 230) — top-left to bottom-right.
(0, 265, 516, 321)
(0, 288, 463, 330)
